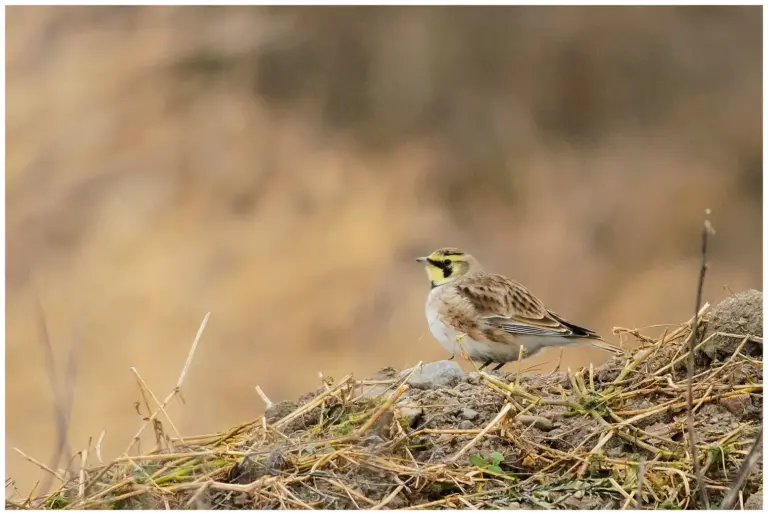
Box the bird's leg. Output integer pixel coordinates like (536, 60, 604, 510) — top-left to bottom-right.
(478, 360, 494, 371)
(455, 334, 471, 361)
(492, 362, 505, 372)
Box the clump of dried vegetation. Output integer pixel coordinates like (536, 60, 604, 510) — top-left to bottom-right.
(7, 289, 762, 510)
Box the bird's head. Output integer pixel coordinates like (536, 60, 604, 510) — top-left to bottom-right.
(415, 248, 481, 288)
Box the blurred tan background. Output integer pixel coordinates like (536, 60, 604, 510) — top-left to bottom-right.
(6, 6, 762, 495)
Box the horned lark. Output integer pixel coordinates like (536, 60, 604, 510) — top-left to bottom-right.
(416, 247, 621, 371)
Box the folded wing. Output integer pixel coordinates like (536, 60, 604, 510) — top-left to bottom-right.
(454, 273, 601, 341)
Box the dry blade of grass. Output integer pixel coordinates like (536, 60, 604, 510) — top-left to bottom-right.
(32, 292, 81, 502)
(123, 312, 210, 455)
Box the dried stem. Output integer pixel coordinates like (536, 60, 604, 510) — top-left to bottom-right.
(686, 211, 713, 509)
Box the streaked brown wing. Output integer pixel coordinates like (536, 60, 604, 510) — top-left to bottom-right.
(456, 273, 572, 337)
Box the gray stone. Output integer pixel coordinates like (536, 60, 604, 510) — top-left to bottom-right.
(401, 360, 464, 389)
(744, 491, 762, 510)
(461, 408, 479, 420)
(458, 420, 475, 430)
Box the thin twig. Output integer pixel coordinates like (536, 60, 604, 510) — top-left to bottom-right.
(686, 210, 713, 509)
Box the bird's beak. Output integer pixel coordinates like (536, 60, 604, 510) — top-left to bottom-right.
(415, 257, 428, 263)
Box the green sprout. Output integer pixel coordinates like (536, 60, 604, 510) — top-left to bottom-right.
(470, 451, 504, 474)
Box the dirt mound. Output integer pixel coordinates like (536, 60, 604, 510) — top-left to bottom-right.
(8, 291, 763, 510)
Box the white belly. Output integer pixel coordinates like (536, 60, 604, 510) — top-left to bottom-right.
(425, 286, 549, 363)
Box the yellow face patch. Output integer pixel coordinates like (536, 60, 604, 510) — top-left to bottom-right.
(424, 261, 448, 285)
(417, 250, 465, 287)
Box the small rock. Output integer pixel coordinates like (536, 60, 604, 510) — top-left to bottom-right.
(264, 400, 298, 425)
(461, 408, 479, 420)
(458, 420, 475, 430)
(516, 415, 554, 431)
(720, 394, 751, 418)
(744, 491, 762, 510)
(265, 447, 287, 471)
(402, 360, 464, 389)
(701, 290, 763, 361)
(397, 407, 424, 428)
(507, 502, 521, 509)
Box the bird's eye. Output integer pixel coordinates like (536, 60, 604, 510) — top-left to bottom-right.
(443, 259, 451, 266)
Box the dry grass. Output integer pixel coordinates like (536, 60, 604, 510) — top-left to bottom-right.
(6, 300, 762, 510)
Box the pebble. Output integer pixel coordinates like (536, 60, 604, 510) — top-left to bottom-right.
(461, 408, 479, 420)
(720, 394, 751, 418)
(402, 360, 464, 389)
(458, 420, 475, 430)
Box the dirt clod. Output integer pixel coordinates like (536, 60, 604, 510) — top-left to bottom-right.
(701, 289, 763, 361)
(719, 393, 752, 419)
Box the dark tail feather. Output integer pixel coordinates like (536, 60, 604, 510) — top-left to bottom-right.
(549, 311, 623, 354)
